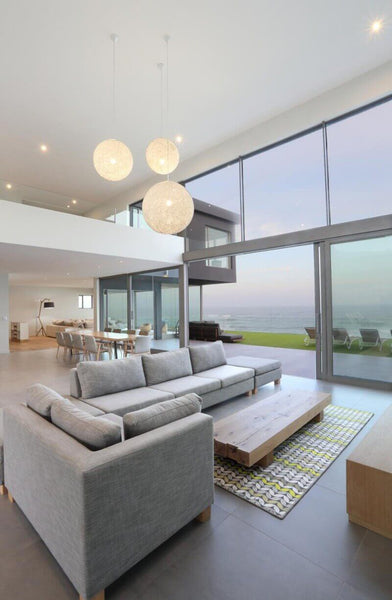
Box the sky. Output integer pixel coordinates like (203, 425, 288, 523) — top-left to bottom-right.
(185, 99, 392, 309)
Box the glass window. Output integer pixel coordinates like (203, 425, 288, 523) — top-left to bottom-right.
(243, 130, 326, 239)
(185, 163, 241, 245)
(189, 286, 201, 321)
(328, 100, 392, 224)
(106, 209, 129, 225)
(78, 294, 93, 309)
(130, 205, 151, 230)
(205, 226, 230, 268)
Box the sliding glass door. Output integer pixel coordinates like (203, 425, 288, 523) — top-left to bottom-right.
(317, 233, 392, 387)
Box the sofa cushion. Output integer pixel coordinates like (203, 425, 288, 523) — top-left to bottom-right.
(150, 374, 220, 397)
(70, 399, 105, 416)
(27, 384, 70, 420)
(81, 387, 175, 417)
(123, 394, 202, 439)
(77, 356, 146, 399)
(195, 365, 254, 388)
(142, 348, 193, 386)
(226, 355, 281, 375)
(51, 402, 121, 451)
(189, 341, 227, 374)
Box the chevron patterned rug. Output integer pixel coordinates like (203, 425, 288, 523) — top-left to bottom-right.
(214, 404, 373, 519)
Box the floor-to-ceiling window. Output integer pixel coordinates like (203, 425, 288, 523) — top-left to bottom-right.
(100, 275, 129, 330)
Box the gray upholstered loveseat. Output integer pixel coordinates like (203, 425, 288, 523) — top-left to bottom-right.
(3, 389, 213, 600)
(69, 341, 282, 415)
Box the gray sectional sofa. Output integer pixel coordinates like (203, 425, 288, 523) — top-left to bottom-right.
(0, 342, 281, 599)
(69, 341, 282, 414)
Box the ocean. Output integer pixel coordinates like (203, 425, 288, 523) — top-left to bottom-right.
(204, 305, 392, 338)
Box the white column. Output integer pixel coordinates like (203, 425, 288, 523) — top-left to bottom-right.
(0, 274, 9, 353)
(93, 278, 100, 331)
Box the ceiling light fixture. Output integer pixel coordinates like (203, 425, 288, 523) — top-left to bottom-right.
(93, 34, 133, 182)
(6, 183, 12, 189)
(71, 199, 77, 204)
(146, 42, 179, 175)
(175, 135, 183, 144)
(371, 19, 383, 33)
(143, 35, 194, 234)
(40, 144, 48, 152)
(66, 204, 70, 208)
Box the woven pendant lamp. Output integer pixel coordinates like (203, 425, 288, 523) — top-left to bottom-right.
(142, 180, 194, 234)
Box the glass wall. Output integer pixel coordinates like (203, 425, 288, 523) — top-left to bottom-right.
(205, 226, 230, 268)
(189, 286, 201, 321)
(243, 130, 326, 239)
(328, 100, 392, 224)
(330, 235, 392, 383)
(100, 275, 129, 330)
(185, 163, 241, 244)
(133, 290, 154, 329)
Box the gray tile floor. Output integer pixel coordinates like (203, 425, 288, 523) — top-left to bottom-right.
(1, 348, 392, 599)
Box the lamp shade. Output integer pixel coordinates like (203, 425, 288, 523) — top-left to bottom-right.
(142, 181, 194, 234)
(43, 301, 55, 308)
(93, 139, 133, 181)
(145, 138, 179, 175)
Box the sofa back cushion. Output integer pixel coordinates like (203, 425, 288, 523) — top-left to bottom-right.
(142, 348, 193, 386)
(27, 384, 70, 420)
(189, 341, 227, 373)
(51, 402, 121, 450)
(123, 393, 202, 439)
(77, 357, 146, 399)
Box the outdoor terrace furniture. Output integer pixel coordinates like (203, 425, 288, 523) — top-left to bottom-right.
(69, 342, 282, 415)
(189, 321, 220, 341)
(332, 328, 359, 350)
(359, 328, 384, 350)
(304, 327, 316, 346)
(3, 390, 213, 600)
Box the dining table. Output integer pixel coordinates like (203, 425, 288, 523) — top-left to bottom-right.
(92, 331, 135, 359)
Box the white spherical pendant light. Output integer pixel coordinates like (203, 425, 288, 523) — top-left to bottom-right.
(93, 139, 133, 182)
(142, 180, 194, 234)
(146, 137, 179, 175)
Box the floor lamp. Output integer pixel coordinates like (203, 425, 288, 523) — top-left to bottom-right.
(36, 299, 55, 336)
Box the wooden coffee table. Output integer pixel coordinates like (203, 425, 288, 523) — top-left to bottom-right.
(214, 390, 331, 467)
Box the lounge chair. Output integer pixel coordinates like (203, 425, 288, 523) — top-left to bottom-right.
(359, 328, 384, 351)
(332, 328, 359, 350)
(304, 327, 316, 346)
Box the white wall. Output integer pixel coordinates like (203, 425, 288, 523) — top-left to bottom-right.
(9, 285, 94, 336)
(0, 274, 9, 353)
(84, 60, 392, 220)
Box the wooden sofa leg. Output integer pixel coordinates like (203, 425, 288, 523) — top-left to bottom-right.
(79, 590, 105, 600)
(274, 378, 281, 385)
(8, 491, 15, 503)
(246, 390, 252, 397)
(195, 506, 211, 523)
(0, 484, 8, 496)
(252, 388, 258, 395)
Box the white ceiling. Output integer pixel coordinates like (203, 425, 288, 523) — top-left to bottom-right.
(0, 0, 391, 214)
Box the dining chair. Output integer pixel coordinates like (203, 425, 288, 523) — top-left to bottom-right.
(125, 335, 151, 356)
(104, 327, 112, 332)
(62, 332, 74, 360)
(55, 332, 66, 359)
(71, 333, 86, 361)
(84, 335, 112, 361)
(113, 328, 122, 333)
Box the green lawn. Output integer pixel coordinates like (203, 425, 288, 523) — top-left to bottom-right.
(227, 331, 392, 357)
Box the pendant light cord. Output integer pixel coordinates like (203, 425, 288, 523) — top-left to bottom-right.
(110, 33, 119, 128)
(164, 34, 170, 180)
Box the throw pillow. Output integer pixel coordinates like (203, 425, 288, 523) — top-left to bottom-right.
(51, 402, 121, 451)
(27, 384, 70, 420)
(123, 393, 202, 439)
(188, 341, 227, 374)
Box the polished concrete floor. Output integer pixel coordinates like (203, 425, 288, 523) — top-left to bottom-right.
(1, 348, 392, 599)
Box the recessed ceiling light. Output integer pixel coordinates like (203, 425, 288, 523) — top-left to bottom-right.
(6, 183, 12, 189)
(175, 135, 183, 143)
(71, 199, 77, 205)
(66, 272, 70, 276)
(40, 144, 48, 152)
(371, 19, 383, 33)
(66, 204, 70, 208)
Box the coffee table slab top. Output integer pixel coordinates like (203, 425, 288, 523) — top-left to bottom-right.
(214, 389, 331, 467)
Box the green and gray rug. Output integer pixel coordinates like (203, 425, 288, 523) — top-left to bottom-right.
(214, 404, 373, 519)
